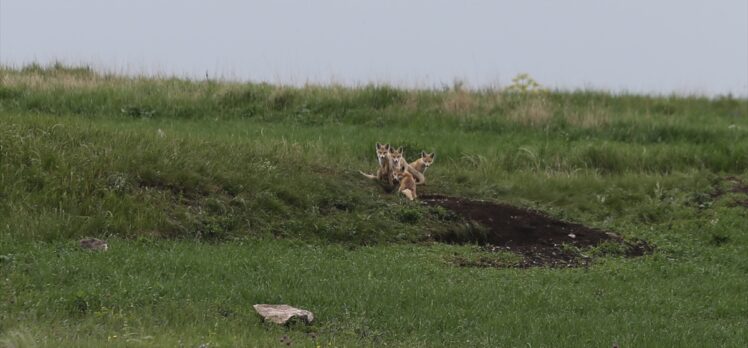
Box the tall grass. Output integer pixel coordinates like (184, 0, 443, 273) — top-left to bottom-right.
(1, 64, 746, 242)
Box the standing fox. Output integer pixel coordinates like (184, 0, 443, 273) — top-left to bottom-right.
(360, 143, 396, 186)
(394, 170, 417, 200)
(388, 146, 406, 176)
(408, 152, 435, 185)
(390, 147, 417, 200)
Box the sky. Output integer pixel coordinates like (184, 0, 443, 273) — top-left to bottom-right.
(1, 0, 747, 96)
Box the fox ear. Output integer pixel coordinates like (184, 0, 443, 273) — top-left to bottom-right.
(429, 152, 435, 159)
(376, 142, 382, 149)
(385, 143, 391, 150)
(397, 147, 403, 153)
(420, 151, 427, 158)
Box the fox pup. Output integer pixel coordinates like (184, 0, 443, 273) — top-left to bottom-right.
(388, 146, 406, 174)
(390, 147, 429, 185)
(360, 143, 396, 186)
(394, 169, 417, 201)
(408, 152, 435, 185)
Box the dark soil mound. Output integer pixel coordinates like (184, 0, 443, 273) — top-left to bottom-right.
(421, 195, 651, 268)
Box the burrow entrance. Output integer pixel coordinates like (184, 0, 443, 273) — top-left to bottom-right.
(421, 195, 652, 268)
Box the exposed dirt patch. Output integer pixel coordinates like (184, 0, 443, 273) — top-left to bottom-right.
(711, 176, 748, 208)
(421, 195, 651, 268)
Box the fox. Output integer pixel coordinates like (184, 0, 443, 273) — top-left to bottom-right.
(408, 152, 435, 185)
(388, 146, 406, 175)
(390, 147, 418, 200)
(390, 147, 429, 186)
(360, 143, 396, 186)
(394, 169, 417, 200)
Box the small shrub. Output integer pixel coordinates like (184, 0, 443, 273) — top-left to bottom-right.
(504, 73, 548, 94)
(397, 207, 422, 224)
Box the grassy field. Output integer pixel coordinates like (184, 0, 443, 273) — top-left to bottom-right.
(1, 64, 747, 347)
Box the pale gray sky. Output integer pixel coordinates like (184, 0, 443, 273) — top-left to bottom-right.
(1, 0, 747, 96)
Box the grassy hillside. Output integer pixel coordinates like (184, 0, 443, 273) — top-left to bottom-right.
(1, 64, 747, 347)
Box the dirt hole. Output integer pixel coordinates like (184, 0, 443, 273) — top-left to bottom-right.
(421, 195, 652, 268)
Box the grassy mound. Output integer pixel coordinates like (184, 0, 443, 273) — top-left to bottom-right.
(2, 64, 745, 244)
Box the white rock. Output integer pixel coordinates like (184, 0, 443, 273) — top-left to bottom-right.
(253, 304, 314, 325)
(79, 238, 108, 251)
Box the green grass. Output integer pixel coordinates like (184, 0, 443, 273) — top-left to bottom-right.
(1, 64, 747, 347)
(2, 239, 747, 347)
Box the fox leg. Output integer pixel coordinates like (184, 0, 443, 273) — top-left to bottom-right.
(400, 189, 415, 201)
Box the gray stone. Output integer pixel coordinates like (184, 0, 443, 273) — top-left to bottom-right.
(253, 304, 314, 325)
(79, 238, 108, 251)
